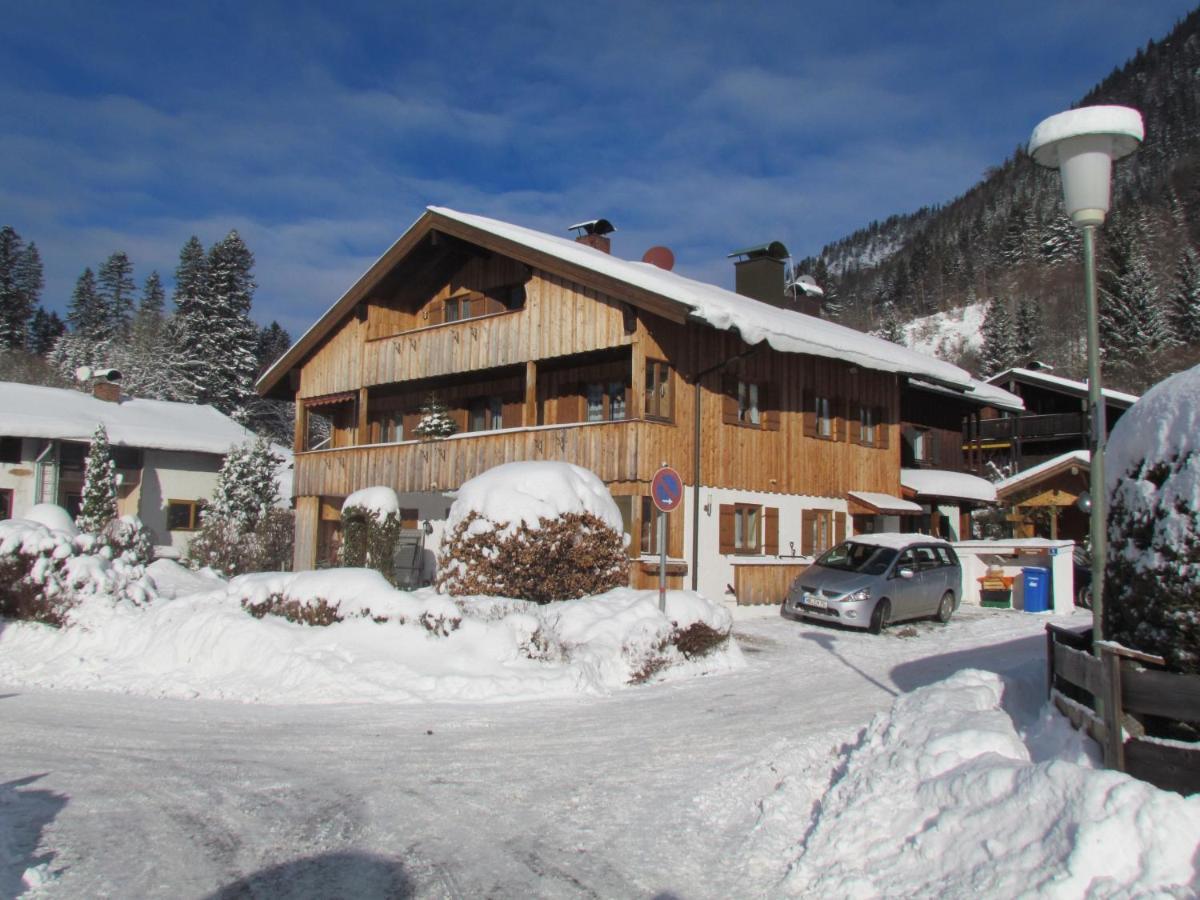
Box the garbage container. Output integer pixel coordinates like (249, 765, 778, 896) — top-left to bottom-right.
(1022, 567, 1050, 613)
(977, 567, 1014, 608)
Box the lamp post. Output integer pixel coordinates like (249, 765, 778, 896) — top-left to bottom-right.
(1028, 105, 1143, 650)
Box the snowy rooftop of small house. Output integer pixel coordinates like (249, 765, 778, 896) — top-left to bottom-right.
(908, 377, 1024, 412)
(993, 450, 1090, 496)
(987, 368, 1139, 406)
(846, 491, 923, 514)
(0, 381, 260, 454)
(901, 469, 997, 503)
(426, 208, 975, 388)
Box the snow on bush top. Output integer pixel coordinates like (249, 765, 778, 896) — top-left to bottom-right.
(447, 461, 623, 535)
(341, 486, 401, 522)
(22, 503, 78, 537)
(1105, 362, 1200, 558)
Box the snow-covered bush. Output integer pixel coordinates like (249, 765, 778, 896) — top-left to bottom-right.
(102, 515, 154, 566)
(0, 513, 153, 626)
(1104, 363, 1200, 673)
(76, 423, 117, 534)
(340, 486, 404, 585)
(437, 462, 629, 603)
(187, 438, 291, 576)
(413, 392, 457, 438)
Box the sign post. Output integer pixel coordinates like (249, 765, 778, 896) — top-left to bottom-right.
(650, 465, 683, 613)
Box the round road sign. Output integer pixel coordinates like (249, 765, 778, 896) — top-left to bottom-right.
(651, 466, 683, 513)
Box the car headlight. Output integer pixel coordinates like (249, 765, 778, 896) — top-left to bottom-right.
(849, 588, 871, 602)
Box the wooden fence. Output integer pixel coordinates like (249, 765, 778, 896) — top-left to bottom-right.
(732, 564, 808, 606)
(1046, 624, 1200, 795)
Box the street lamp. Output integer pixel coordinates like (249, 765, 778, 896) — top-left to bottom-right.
(1028, 105, 1143, 648)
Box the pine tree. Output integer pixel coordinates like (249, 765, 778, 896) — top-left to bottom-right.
(255, 321, 292, 375)
(96, 251, 136, 340)
(53, 268, 107, 376)
(204, 438, 282, 532)
(877, 301, 907, 344)
(76, 424, 118, 534)
(122, 271, 172, 399)
(979, 298, 1017, 376)
(414, 393, 457, 437)
(167, 236, 210, 403)
(1168, 244, 1200, 344)
(0, 226, 43, 350)
(1014, 297, 1042, 367)
(1100, 223, 1175, 391)
(26, 308, 64, 356)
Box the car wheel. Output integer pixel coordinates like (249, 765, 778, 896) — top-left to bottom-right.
(1076, 584, 1092, 610)
(936, 591, 955, 624)
(869, 599, 891, 634)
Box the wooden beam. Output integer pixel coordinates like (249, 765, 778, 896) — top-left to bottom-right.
(357, 387, 369, 444)
(525, 360, 537, 426)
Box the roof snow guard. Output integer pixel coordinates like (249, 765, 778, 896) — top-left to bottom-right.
(257, 207, 978, 397)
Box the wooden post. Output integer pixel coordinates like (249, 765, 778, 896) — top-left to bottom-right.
(1046, 627, 1056, 699)
(295, 401, 308, 452)
(357, 387, 369, 445)
(525, 360, 538, 426)
(1100, 645, 1125, 772)
(293, 496, 320, 572)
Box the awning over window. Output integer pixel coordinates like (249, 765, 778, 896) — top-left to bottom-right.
(303, 391, 357, 408)
(846, 491, 924, 516)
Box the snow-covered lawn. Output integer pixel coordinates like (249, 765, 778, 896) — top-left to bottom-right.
(3, 603, 1196, 897)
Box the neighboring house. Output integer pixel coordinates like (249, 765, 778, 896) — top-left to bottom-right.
(0, 379, 271, 552)
(963, 366, 1138, 473)
(994, 450, 1091, 543)
(257, 207, 999, 604)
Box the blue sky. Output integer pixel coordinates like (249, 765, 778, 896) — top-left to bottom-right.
(2, 1, 1195, 337)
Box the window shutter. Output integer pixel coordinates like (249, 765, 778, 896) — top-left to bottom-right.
(801, 509, 816, 556)
(930, 431, 942, 465)
(849, 404, 863, 444)
(835, 511, 846, 544)
(576, 382, 589, 423)
(502, 399, 522, 429)
(802, 390, 816, 437)
(762, 384, 780, 431)
(426, 303, 444, 326)
(764, 507, 779, 555)
(877, 407, 890, 449)
(722, 375, 739, 425)
(719, 504, 735, 554)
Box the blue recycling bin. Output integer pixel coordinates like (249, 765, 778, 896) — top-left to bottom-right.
(1022, 567, 1050, 613)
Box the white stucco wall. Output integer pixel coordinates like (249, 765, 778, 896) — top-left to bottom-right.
(0, 438, 38, 519)
(139, 449, 223, 551)
(954, 539, 1075, 614)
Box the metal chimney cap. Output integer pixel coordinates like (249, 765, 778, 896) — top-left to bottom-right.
(568, 218, 616, 236)
(727, 241, 789, 261)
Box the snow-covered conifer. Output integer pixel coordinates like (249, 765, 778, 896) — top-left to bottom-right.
(1168, 244, 1200, 344)
(979, 298, 1016, 376)
(1100, 224, 1175, 391)
(0, 226, 43, 350)
(96, 251, 137, 340)
(167, 236, 210, 403)
(26, 308, 64, 356)
(877, 301, 907, 344)
(204, 438, 282, 532)
(76, 424, 118, 534)
(121, 272, 174, 399)
(414, 393, 457, 437)
(1014, 297, 1042, 367)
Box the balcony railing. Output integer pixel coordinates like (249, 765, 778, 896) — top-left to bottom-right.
(964, 412, 1086, 444)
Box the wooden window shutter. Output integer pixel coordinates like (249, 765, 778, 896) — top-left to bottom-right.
(762, 384, 780, 431)
(576, 382, 589, 423)
(719, 504, 735, 554)
(722, 375, 739, 425)
(426, 303, 444, 326)
(502, 398, 522, 429)
(835, 511, 846, 544)
(930, 431, 942, 465)
(764, 507, 779, 555)
(876, 407, 890, 449)
(849, 403, 863, 445)
(801, 509, 816, 556)
(802, 390, 817, 437)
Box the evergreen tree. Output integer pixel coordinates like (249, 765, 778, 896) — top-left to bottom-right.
(0, 226, 43, 350)
(255, 320, 292, 375)
(202, 230, 260, 418)
(53, 268, 107, 375)
(1014, 297, 1043, 367)
(204, 438, 282, 532)
(26, 308, 64, 356)
(167, 236, 210, 403)
(1168, 244, 1200, 344)
(979, 298, 1017, 376)
(76, 424, 118, 534)
(877, 301, 907, 344)
(123, 271, 173, 399)
(414, 393, 457, 437)
(96, 251, 136, 340)
(1100, 222, 1176, 390)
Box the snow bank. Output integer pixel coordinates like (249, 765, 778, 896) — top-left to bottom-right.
(21, 503, 78, 537)
(0, 573, 740, 703)
(745, 669, 1200, 896)
(341, 486, 400, 522)
(446, 460, 623, 536)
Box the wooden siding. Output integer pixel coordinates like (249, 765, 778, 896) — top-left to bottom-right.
(298, 313, 366, 400)
(733, 564, 807, 605)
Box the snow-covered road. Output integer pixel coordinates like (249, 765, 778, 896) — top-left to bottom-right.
(2, 606, 1088, 898)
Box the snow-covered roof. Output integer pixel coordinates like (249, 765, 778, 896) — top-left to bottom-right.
(258, 207, 980, 395)
(847, 491, 924, 514)
(908, 377, 1025, 412)
(0, 381, 259, 455)
(993, 450, 1090, 497)
(901, 469, 997, 503)
(988, 368, 1139, 407)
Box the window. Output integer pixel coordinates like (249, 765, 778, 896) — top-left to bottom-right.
(112, 446, 143, 470)
(613, 495, 634, 553)
(486, 283, 526, 311)
(859, 406, 877, 445)
(801, 508, 846, 556)
(373, 410, 404, 443)
(734, 504, 760, 552)
(60, 442, 86, 471)
(0, 437, 20, 464)
(467, 395, 505, 432)
(912, 428, 927, 460)
(586, 381, 628, 422)
(644, 360, 673, 420)
(738, 382, 761, 425)
(167, 500, 201, 531)
(803, 393, 835, 440)
(64, 492, 82, 520)
(720, 503, 779, 555)
(640, 495, 670, 555)
(0, 488, 11, 520)
(444, 294, 469, 322)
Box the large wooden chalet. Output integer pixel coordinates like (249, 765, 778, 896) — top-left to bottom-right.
(258, 208, 1011, 603)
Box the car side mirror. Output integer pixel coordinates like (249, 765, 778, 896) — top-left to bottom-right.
(897, 567, 915, 580)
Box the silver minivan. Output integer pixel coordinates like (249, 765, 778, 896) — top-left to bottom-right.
(782, 534, 961, 633)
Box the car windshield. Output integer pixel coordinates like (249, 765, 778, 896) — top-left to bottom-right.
(814, 541, 898, 576)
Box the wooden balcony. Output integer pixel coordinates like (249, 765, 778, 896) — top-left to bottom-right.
(964, 412, 1087, 445)
(294, 419, 678, 497)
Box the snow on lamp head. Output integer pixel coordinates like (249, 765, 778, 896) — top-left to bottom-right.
(1028, 106, 1143, 228)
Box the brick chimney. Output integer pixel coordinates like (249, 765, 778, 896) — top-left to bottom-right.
(88, 368, 123, 403)
(569, 218, 615, 254)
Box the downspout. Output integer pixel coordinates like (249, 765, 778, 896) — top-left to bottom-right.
(689, 344, 760, 591)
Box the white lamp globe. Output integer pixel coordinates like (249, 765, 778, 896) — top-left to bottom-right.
(1028, 106, 1143, 227)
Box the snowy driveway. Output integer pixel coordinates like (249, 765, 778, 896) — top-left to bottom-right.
(2, 606, 1081, 898)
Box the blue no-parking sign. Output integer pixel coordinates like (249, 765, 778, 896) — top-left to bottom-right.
(651, 466, 683, 513)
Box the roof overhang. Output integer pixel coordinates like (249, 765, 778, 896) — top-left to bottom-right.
(846, 491, 924, 515)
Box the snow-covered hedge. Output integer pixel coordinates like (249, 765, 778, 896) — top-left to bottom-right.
(340, 486, 405, 585)
(437, 462, 630, 603)
(0, 510, 153, 626)
(1104, 363, 1200, 673)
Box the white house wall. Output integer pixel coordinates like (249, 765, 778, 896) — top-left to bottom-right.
(0, 438, 39, 519)
(139, 450, 222, 551)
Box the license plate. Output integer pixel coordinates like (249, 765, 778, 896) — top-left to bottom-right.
(803, 593, 827, 609)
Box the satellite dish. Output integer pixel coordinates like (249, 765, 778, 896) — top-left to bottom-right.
(642, 246, 675, 271)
